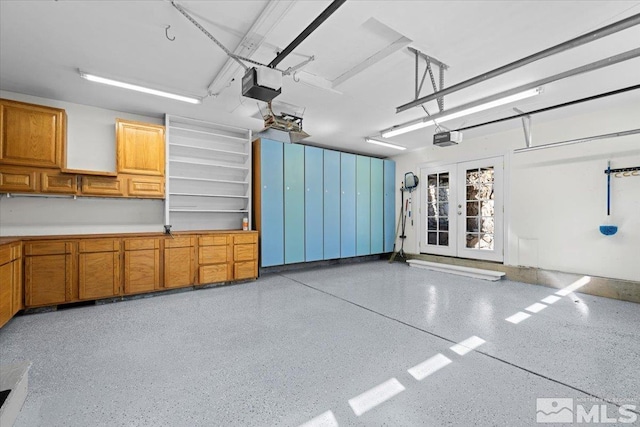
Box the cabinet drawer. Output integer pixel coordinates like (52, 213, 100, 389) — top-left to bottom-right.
(24, 241, 71, 255)
(234, 261, 257, 280)
(199, 264, 228, 284)
(0, 168, 37, 192)
(199, 235, 228, 246)
(234, 244, 256, 262)
(234, 234, 258, 245)
(81, 176, 124, 196)
(124, 238, 159, 251)
(164, 236, 194, 248)
(199, 245, 228, 264)
(79, 239, 119, 253)
(41, 171, 77, 194)
(127, 176, 164, 198)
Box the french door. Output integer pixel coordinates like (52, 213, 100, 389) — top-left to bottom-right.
(420, 157, 504, 262)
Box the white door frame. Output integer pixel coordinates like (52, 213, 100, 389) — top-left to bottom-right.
(418, 154, 508, 263)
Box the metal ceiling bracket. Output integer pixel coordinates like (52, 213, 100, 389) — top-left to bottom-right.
(397, 12, 640, 113)
(409, 47, 448, 112)
(514, 108, 532, 147)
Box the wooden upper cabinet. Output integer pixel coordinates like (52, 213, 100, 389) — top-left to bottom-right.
(116, 119, 165, 176)
(0, 98, 66, 169)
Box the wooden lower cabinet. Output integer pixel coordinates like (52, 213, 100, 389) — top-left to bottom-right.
(0, 261, 13, 327)
(124, 238, 160, 294)
(164, 236, 195, 288)
(25, 252, 74, 307)
(79, 251, 120, 300)
(1, 231, 258, 328)
(197, 235, 230, 284)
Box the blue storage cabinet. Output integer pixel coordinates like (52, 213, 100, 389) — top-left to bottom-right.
(304, 146, 324, 262)
(259, 139, 284, 266)
(323, 150, 341, 260)
(383, 159, 396, 252)
(255, 138, 396, 267)
(284, 143, 305, 264)
(340, 153, 356, 257)
(356, 156, 371, 256)
(370, 158, 384, 254)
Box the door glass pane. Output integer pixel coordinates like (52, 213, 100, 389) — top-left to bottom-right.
(465, 167, 495, 250)
(425, 172, 449, 246)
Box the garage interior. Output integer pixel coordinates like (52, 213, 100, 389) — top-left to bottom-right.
(0, 1, 639, 426)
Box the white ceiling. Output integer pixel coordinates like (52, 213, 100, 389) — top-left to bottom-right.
(1, 0, 639, 157)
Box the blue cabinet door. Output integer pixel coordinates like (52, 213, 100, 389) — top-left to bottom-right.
(305, 146, 323, 262)
(284, 143, 305, 264)
(323, 150, 341, 259)
(356, 156, 371, 256)
(340, 153, 356, 257)
(370, 158, 384, 254)
(260, 139, 284, 266)
(383, 159, 396, 252)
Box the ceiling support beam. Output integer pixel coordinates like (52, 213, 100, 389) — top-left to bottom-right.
(456, 84, 640, 133)
(384, 48, 640, 135)
(268, 0, 347, 68)
(396, 12, 640, 113)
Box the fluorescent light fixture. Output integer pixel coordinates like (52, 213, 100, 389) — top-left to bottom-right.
(79, 71, 201, 104)
(382, 87, 542, 138)
(364, 137, 406, 150)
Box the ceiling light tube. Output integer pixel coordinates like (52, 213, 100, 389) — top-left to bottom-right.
(382, 87, 542, 138)
(365, 137, 406, 150)
(79, 71, 202, 104)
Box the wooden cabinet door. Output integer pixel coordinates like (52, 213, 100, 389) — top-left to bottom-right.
(199, 264, 228, 284)
(80, 175, 124, 196)
(164, 246, 194, 288)
(0, 167, 37, 192)
(0, 262, 12, 327)
(124, 248, 160, 294)
(25, 254, 71, 306)
(234, 261, 257, 280)
(0, 99, 66, 168)
(11, 258, 22, 315)
(41, 171, 77, 194)
(116, 119, 165, 176)
(79, 251, 120, 300)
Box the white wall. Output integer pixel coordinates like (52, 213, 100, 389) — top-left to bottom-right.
(0, 91, 165, 236)
(392, 100, 640, 282)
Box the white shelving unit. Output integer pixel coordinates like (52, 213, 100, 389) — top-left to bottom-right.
(165, 115, 252, 231)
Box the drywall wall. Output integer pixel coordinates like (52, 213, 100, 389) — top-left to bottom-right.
(0, 91, 164, 236)
(392, 98, 640, 282)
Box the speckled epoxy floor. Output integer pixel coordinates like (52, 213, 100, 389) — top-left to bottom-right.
(1, 261, 638, 426)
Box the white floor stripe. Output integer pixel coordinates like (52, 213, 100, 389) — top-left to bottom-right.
(348, 378, 405, 416)
(541, 295, 561, 304)
(505, 311, 531, 324)
(526, 302, 547, 313)
(299, 410, 339, 427)
(408, 353, 452, 381)
(449, 336, 486, 355)
(555, 276, 591, 296)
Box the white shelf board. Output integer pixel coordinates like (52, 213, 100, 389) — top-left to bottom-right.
(168, 143, 248, 157)
(169, 192, 249, 199)
(169, 209, 249, 213)
(169, 158, 249, 171)
(168, 176, 249, 185)
(169, 126, 248, 143)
